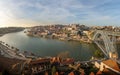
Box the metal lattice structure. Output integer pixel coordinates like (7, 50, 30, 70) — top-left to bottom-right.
(92, 30, 120, 59)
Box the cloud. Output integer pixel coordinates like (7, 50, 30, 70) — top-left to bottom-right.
(0, 0, 120, 27)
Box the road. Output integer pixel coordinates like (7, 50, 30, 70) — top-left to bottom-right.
(0, 43, 27, 60)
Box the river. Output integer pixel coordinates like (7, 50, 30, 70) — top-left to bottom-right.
(0, 31, 99, 61)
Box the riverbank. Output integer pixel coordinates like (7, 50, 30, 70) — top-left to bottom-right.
(0, 41, 28, 60)
(0, 44, 116, 75)
(0, 40, 111, 75)
(26, 25, 93, 44)
(0, 27, 25, 36)
(0, 44, 103, 75)
(27, 32, 93, 44)
(0, 30, 98, 61)
(0, 27, 119, 74)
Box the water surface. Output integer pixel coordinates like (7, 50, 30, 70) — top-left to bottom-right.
(0, 31, 98, 61)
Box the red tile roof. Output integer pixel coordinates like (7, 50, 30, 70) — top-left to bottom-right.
(102, 59, 120, 71)
(30, 59, 50, 65)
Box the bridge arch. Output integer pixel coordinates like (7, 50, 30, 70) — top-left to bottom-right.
(92, 30, 118, 59)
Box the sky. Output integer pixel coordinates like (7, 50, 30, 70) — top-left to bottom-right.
(0, 0, 120, 27)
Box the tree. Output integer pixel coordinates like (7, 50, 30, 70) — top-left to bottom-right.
(94, 50, 104, 58)
(51, 66, 56, 75)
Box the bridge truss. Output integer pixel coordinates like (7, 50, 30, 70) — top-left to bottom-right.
(92, 30, 120, 59)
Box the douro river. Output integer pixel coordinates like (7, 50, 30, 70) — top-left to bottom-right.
(0, 31, 99, 61)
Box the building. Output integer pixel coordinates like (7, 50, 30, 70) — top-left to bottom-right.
(95, 59, 120, 75)
(23, 58, 51, 75)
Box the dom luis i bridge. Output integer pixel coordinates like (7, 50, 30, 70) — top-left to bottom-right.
(88, 30, 120, 60)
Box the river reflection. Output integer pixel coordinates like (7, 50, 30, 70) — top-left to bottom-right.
(0, 31, 98, 61)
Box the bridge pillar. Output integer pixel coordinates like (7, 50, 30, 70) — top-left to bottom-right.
(109, 52, 118, 59)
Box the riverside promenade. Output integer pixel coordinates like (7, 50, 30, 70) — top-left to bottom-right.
(0, 42, 27, 60)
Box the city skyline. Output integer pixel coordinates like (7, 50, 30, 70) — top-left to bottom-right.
(0, 0, 120, 27)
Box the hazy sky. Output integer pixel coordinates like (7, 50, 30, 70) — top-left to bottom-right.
(0, 0, 120, 27)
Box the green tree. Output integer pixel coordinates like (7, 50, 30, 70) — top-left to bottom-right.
(51, 66, 56, 75)
(94, 50, 104, 58)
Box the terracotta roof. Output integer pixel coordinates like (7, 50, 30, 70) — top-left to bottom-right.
(89, 72, 95, 75)
(96, 70, 103, 75)
(102, 59, 120, 71)
(68, 72, 74, 75)
(55, 72, 59, 75)
(61, 59, 74, 65)
(30, 59, 50, 65)
(103, 68, 117, 75)
(45, 71, 48, 75)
